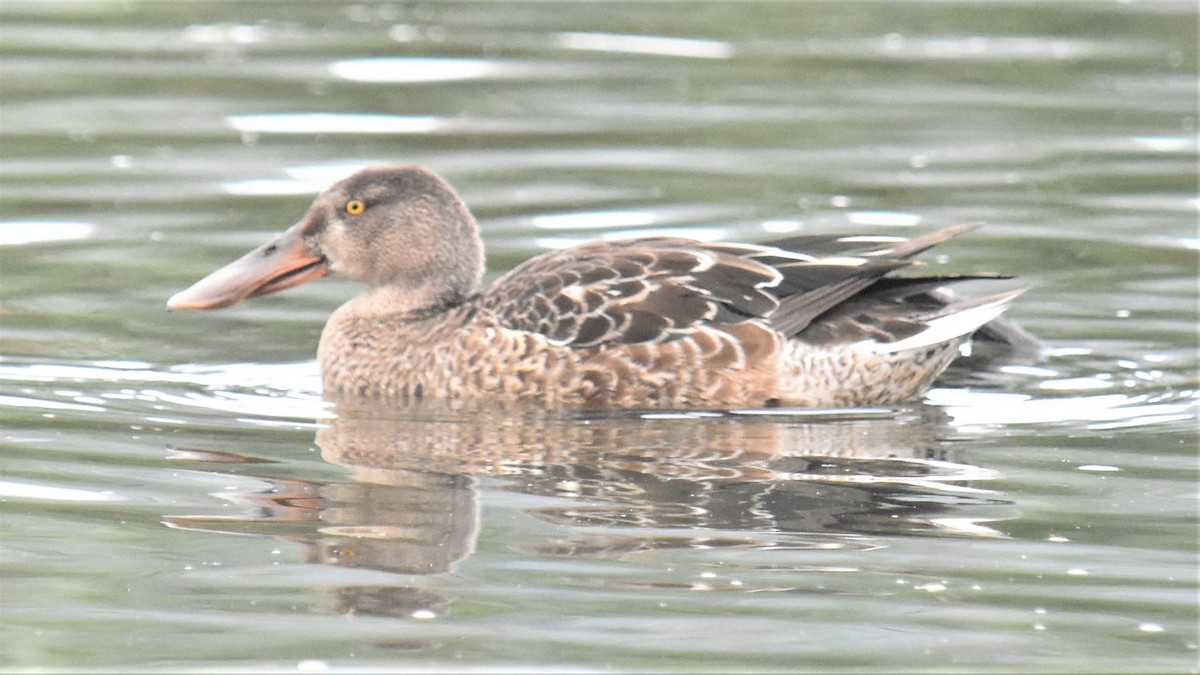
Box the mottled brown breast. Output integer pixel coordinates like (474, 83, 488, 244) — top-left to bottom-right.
(320, 297, 787, 409)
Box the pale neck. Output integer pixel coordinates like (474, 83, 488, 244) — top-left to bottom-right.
(345, 279, 472, 318)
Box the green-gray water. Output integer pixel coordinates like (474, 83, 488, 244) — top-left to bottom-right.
(2, 1, 1197, 671)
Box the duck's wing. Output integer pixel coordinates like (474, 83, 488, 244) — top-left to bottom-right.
(480, 237, 794, 347)
(765, 224, 980, 336)
(480, 227, 981, 349)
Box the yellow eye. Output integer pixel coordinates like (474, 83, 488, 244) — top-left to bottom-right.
(345, 199, 365, 215)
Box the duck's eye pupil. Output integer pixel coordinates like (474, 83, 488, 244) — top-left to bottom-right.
(346, 200, 365, 215)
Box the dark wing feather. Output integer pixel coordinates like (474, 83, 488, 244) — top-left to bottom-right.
(766, 259, 907, 336)
(766, 224, 980, 336)
(797, 275, 1016, 346)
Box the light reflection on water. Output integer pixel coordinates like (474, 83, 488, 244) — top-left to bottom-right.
(1, 0, 1196, 670)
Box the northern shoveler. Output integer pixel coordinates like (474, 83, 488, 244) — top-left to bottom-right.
(168, 165, 1028, 409)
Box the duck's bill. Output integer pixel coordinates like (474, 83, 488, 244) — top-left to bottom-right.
(167, 223, 328, 310)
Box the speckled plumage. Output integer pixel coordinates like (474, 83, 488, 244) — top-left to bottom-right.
(169, 165, 1028, 410)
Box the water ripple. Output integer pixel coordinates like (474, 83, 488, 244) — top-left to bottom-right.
(227, 113, 442, 135)
(0, 359, 326, 425)
(928, 388, 1199, 431)
(0, 221, 94, 246)
(555, 32, 734, 59)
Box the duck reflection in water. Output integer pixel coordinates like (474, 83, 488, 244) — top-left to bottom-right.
(165, 403, 1016, 618)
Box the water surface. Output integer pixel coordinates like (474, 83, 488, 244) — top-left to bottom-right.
(1, 1, 1197, 671)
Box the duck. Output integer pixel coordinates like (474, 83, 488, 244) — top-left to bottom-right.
(168, 165, 1028, 410)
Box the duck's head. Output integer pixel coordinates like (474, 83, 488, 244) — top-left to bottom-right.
(167, 165, 484, 312)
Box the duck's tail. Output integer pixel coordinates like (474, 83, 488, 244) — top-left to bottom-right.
(862, 288, 1027, 355)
